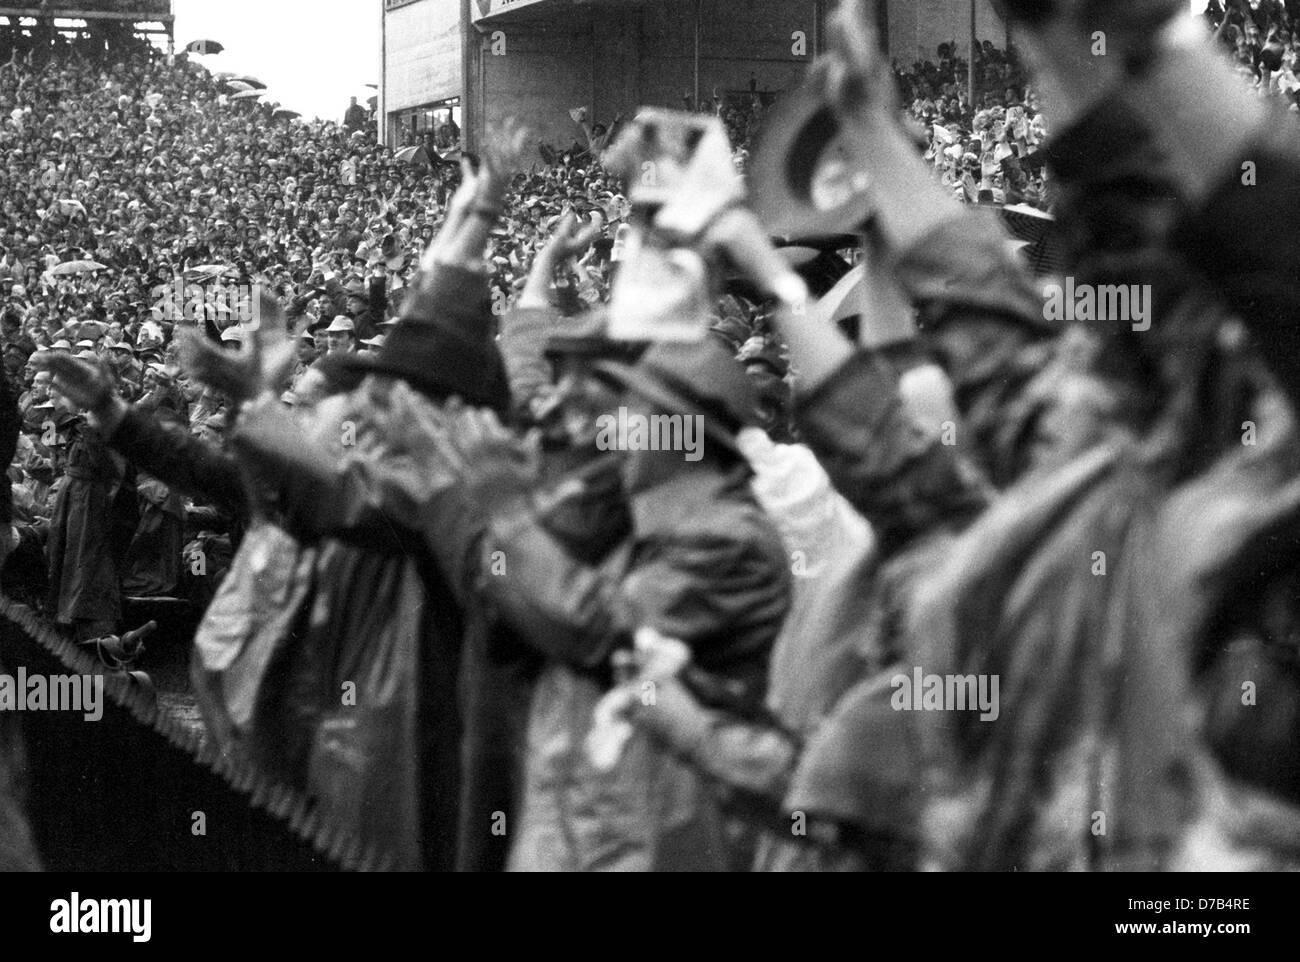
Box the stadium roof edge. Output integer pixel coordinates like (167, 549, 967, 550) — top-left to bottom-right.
(0, 5, 173, 21)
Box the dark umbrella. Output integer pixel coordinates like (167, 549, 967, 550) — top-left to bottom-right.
(186, 39, 224, 55)
(393, 145, 430, 167)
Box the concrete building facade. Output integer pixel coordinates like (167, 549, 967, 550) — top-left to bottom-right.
(380, 0, 1005, 152)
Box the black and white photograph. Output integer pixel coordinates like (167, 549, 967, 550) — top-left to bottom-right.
(0, 0, 1292, 922)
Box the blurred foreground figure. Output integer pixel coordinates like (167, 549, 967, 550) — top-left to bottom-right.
(604, 0, 1300, 872)
(0, 363, 40, 870)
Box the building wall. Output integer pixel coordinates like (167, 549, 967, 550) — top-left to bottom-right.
(474, 10, 594, 150)
(383, 0, 462, 114)
(631, 0, 819, 111)
(885, 0, 1004, 67)
(475, 0, 822, 150)
(464, 0, 1007, 149)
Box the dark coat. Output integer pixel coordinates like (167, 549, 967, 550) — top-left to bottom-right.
(230, 385, 525, 872)
(121, 474, 184, 596)
(236, 381, 793, 870)
(0, 369, 39, 870)
(108, 404, 247, 548)
(191, 523, 449, 871)
(45, 419, 126, 627)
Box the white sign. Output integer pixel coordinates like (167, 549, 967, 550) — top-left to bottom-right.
(472, 0, 553, 22)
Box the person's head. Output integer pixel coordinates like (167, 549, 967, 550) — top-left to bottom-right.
(550, 353, 624, 448)
(3, 342, 27, 376)
(178, 372, 203, 402)
(324, 315, 356, 354)
(30, 368, 51, 401)
(196, 412, 227, 445)
(296, 331, 318, 363)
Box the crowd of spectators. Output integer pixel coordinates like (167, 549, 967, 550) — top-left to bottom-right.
(0, 29, 634, 621)
(895, 39, 1049, 207)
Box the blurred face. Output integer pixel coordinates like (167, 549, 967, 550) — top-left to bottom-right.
(51, 384, 79, 417)
(325, 330, 353, 354)
(554, 361, 621, 448)
(31, 370, 51, 400)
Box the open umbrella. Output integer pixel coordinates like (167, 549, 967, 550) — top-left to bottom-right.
(231, 75, 266, 89)
(393, 145, 430, 167)
(213, 70, 236, 80)
(49, 259, 109, 276)
(185, 39, 224, 55)
(230, 90, 264, 101)
(272, 107, 301, 120)
(186, 263, 236, 278)
(49, 199, 87, 219)
(225, 79, 254, 92)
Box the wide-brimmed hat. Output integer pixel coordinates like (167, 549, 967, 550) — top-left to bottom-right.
(749, 74, 874, 238)
(331, 282, 510, 413)
(542, 311, 649, 365)
(323, 315, 355, 334)
(591, 337, 758, 458)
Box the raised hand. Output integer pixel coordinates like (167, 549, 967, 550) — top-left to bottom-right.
(545, 212, 603, 264)
(813, 0, 900, 127)
(32, 352, 117, 416)
(517, 212, 605, 309)
(178, 289, 296, 404)
(422, 119, 533, 275)
(425, 401, 542, 512)
(478, 116, 532, 199)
